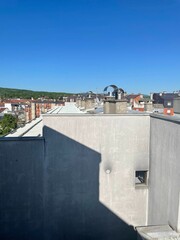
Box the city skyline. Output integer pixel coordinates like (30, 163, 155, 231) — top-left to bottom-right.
(0, 0, 180, 94)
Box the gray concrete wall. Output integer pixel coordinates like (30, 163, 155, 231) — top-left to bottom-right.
(104, 101, 127, 113)
(148, 115, 180, 232)
(115, 100, 127, 113)
(144, 103, 153, 112)
(104, 101, 116, 113)
(43, 114, 150, 240)
(0, 114, 150, 240)
(174, 98, 180, 114)
(0, 137, 44, 240)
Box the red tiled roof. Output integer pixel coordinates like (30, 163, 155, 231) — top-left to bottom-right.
(4, 99, 31, 104)
(0, 108, 7, 113)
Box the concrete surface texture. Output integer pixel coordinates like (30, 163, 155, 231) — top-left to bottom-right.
(42, 114, 150, 239)
(0, 114, 150, 240)
(103, 100, 128, 114)
(174, 98, 180, 114)
(1, 113, 180, 240)
(0, 137, 44, 239)
(136, 225, 180, 240)
(148, 115, 180, 232)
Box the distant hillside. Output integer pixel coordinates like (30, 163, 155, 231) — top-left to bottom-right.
(0, 87, 72, 100)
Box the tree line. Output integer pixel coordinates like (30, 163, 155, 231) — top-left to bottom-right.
(0, 87, 72, 100)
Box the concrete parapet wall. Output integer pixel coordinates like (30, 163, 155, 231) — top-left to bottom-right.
(0, 137, 44, 240)
(148, 115, 180, 231)
(174, 98, 180, 114)
(43, 114, 150, 239)
(0, 114, 150, 240)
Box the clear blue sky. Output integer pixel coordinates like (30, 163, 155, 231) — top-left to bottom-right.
(0, 0, 180, 94)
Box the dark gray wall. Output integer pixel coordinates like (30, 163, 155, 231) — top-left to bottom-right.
(0, 137, 44, 240)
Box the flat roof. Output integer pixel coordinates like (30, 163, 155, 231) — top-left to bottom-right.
(5, 117, 43, 137)
(150, 113, 180, 124)
(46, 102, 85, 114)
(136, 225, 180, 240)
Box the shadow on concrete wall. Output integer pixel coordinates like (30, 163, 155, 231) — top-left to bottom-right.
(43, 126, 136, 240)
(0, 138, 44, 240)
(0, 128, 137, 240)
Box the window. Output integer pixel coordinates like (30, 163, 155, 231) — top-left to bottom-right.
(135, 170, 148, 187)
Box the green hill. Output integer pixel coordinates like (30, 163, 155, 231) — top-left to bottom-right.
(0, 87, 72, 100)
